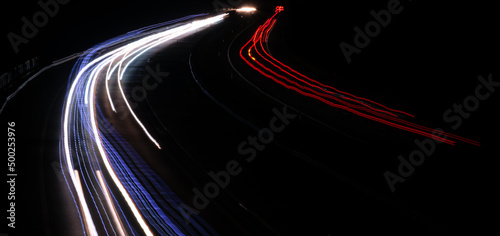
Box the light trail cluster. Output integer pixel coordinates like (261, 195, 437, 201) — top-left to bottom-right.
(240, 6, 479, 146)
(60, 13, 226, 235)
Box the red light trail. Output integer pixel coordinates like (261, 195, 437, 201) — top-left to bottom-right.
(239, 6, 479, 146)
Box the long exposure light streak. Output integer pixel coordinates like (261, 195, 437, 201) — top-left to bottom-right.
(240, 6, 479, 146)
(74, 170, 98, 236)
(61, 13, 226, 235)
(96, 170, 127, 236)
(88, 62, 155, 236)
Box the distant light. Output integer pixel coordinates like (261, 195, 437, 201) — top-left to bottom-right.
(275, 6, 284, 12)
(236, 7, 257, 12)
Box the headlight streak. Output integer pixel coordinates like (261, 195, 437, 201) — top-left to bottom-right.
(97, 170, 127, 236)
(103, 13, 228, 150)
(74, 170, 99, 236)
(61, 13, 225, 236)
(74, 100, 117, 236)
(105, 56, 118, 112)
(95, 107, 217, 236)
(89, 61, 138, 236)
(239, 6, 479, 146)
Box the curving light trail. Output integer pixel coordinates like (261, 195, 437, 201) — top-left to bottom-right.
(240, 6, 479, 146)
(61, 13, 226, 235)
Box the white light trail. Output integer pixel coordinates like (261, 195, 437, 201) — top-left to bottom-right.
(62, 13, 227, 236)
(96, 170, 127, 236)
(88, 56, 155, 236)
(74, 170, 98, 236)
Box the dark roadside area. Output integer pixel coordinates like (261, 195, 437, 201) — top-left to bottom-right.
(1, 62, 86, 235)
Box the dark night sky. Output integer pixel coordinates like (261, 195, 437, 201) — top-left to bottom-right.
(1, 0, 214, 70)
(0, 0, 294, 69)
(2, 0, 497, 80)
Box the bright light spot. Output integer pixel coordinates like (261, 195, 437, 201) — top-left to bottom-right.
(236, 7, 257, 12)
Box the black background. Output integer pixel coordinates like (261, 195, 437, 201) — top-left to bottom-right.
(1, 0, 498, 235)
